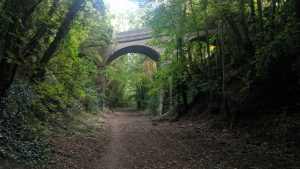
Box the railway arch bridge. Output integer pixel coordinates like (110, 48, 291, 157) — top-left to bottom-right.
(97, 27, 215, 110)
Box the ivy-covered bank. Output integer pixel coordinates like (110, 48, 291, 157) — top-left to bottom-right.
(0, 0, 112, 164)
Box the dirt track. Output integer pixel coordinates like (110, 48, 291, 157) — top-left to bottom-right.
(98, 110, 297, 169)
(2, 109, 297, 169)
(99, 110, 209, 169)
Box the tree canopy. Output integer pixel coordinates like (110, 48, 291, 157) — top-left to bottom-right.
(0, 0, 299, 166)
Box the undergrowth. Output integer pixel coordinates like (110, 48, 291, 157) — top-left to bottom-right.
(0, 83, 47, 164)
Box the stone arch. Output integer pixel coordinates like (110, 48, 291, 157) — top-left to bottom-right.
(96, 27, 217, 111)
(104, 45, 160, 65)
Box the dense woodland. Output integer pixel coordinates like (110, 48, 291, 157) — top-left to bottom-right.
(0, 0, 299, 167)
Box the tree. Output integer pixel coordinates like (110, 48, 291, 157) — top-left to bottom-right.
(34, 0, 87, 80)
(142, 0, 299, 118)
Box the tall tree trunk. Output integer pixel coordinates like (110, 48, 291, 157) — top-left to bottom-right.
(189, 0, 204, 65)
(98, 65, 106, 111)
(0, 60, 18, 96)
(34, 0, 85, 80)
(269, 0, 276, 39)
(41, 0, 85, 64)
(158, 89, 164, 116)
(187, 42, 192, 61)
(181, 83, 188, 111)
(0, 5, 19, 96)
(215, 17, 220, 82)
(239, 0, 253, 58)
(205, 15, 213, 112)
(249, 0, 256, 31)
(22, 0, 43, 26)
(257, 0, 264, 41)
(23, 0, 61, 59)
(297, 1, 300, 19)
(0, 0, 45, 96)
(220, 20, 229, 117)
(169, 76, 173, 110)
(170, 13, 181, 115)
(224, 15, 246, 63)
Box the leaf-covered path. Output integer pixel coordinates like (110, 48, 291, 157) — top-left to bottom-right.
(98, 110, 295, 169)
(99, 110, 208, 169)
(2, 109, 296, 169)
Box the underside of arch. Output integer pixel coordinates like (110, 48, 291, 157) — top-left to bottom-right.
(104, 45, 160, 65)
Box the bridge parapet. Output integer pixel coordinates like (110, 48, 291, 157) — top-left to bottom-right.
(116, 28, 151, 43)
(100, 27, 216, 66)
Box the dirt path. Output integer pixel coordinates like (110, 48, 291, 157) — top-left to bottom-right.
(100, 112, 209, 169)
(99, 110, 206, 169)
(98, 110, 297, 169)
(2, 110, 297, 169)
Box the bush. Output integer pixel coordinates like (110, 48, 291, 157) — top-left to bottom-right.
(242, 24, 300, 114)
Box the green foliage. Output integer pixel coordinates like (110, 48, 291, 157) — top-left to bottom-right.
(105, 54, 155, 109)
(0, 0, 299, 164)
(0, 0, 112, 164)
(243, 24, 300, 112)
(0, 83, 47, 164)
(142, 0, 300, 117)
(43, 12, 109, 115)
